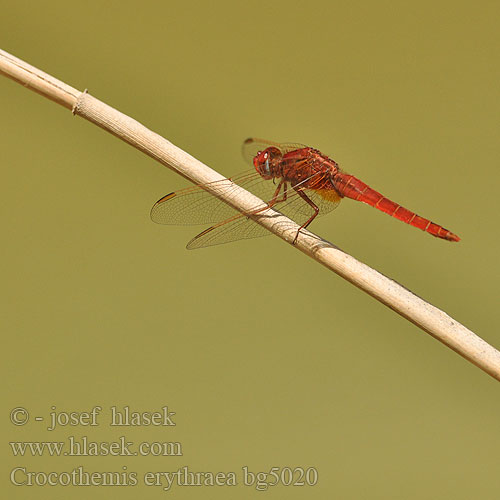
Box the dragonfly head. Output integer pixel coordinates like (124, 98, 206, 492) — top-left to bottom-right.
(253, 147, 282, 180)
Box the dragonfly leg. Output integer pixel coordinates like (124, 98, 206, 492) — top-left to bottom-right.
(268, 180, 288, 206)
(277, 183, 288, 203)
(292, 187, 319, 245)
(248, 180, 286, 216)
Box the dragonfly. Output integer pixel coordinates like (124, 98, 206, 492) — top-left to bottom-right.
(151, 138, 460, 249)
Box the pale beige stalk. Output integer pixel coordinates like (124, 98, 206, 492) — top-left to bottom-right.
(1, 48, 498, 381)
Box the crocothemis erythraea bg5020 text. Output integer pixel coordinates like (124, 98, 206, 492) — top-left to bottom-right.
(150, 138, 460, 249)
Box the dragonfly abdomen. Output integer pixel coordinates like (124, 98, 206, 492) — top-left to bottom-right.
(333, 173, 460, 242)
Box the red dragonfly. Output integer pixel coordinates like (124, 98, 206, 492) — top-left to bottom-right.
(151, 138, 460, 249)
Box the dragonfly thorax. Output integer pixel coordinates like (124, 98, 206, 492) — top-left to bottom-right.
(253, 147, 282, 180)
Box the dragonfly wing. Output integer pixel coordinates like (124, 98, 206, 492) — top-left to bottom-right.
(186, 213, 273, 249)
(186, 209, 308, 250)
(242, 138, 307, 167)
(151, 170, 281, 225)
(151, 187, 238, 225)
(186, 183, 342, 249)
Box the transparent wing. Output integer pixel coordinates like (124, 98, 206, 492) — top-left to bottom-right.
(151, 170, 281, 225)
(187, 213, 274, 249)
(186, 180, 342, 249)
(241, 137, 307, 167)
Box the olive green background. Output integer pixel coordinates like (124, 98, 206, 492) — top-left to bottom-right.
(2, 0, 499, 498)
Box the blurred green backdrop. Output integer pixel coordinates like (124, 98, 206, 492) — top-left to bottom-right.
(1, 0, 499, 498)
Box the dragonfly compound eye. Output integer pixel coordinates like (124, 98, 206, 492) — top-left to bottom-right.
(254, 147, 281, 180)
